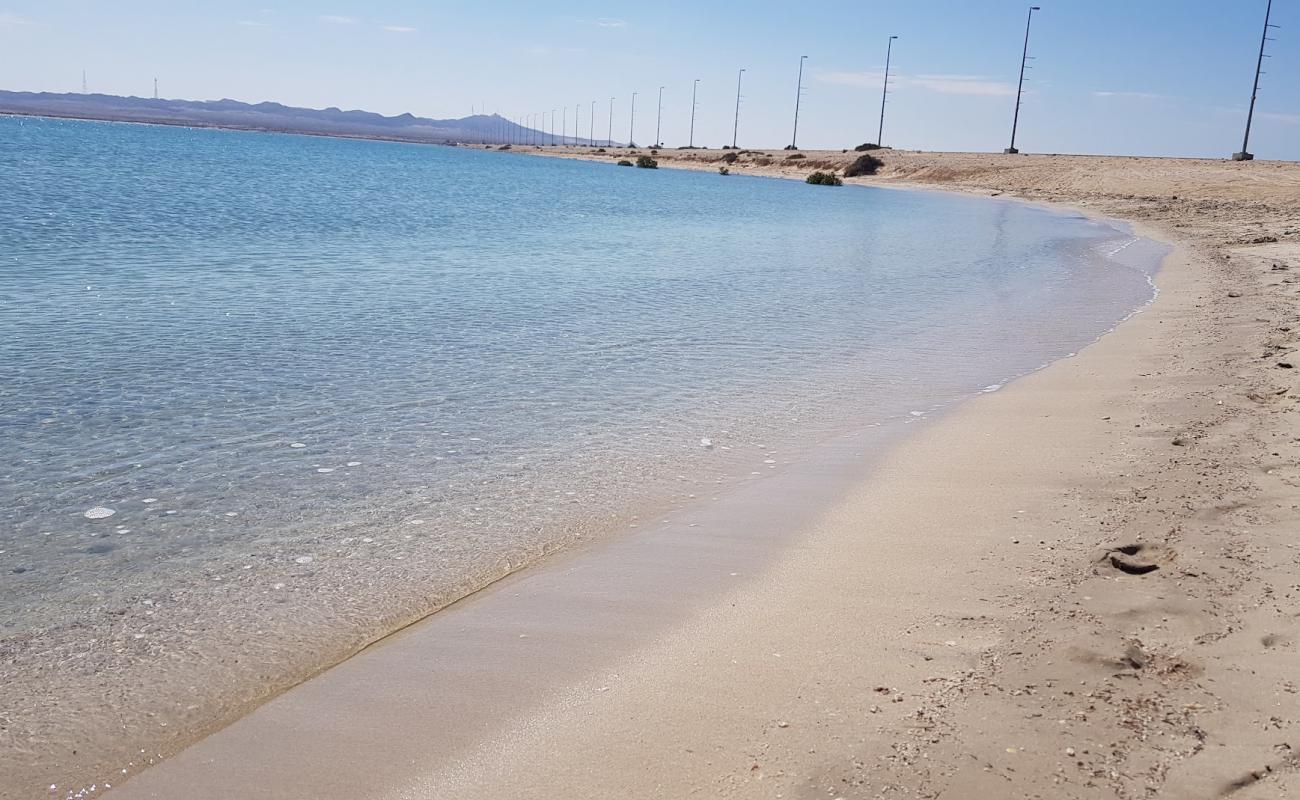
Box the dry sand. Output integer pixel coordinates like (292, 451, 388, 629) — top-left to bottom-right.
(95, 150, 1300, 799)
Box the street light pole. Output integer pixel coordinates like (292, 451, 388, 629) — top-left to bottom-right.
(590, 100, 596, 146)
(629, 91, 637, 147)
(1234, 0, 1278, 161)
(791, 55, 808, 149)
(878, 36, 898, 146)
(608, 97, 615, 147)
(1005, 6, 1040, 154)
(562, 107, 567, 146)
(655, 86, 665, 147)
(732, 68, 745, 149)
(689, 79, 700, 148)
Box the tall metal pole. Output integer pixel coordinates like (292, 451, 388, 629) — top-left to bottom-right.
(1005, 6, 1040, 154)
(576, 104, 581, 145)
(608, 97, 615, 147)
(1234, 0, 1278, 161)
(791, 55, 808, 149)
(732, 68, 745, 149)
(552, 109, 557, 146)
(689, 79, 700, 148)
(562, 107, 568, 146)
(655, 86, 664, 147)
(629, 91, 637, 147)
(590, 100, 596, 146)
(878, 36, 898, 146)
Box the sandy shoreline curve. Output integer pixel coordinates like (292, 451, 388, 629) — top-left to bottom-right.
(69, 150, 1300, 799)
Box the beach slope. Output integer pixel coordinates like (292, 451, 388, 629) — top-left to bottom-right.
(104, 151, 1300, 799)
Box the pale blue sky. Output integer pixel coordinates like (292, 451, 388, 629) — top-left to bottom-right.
(2, 1, 1296, 158)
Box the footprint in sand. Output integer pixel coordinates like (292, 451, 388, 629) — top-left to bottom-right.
(1096, 543, 1167, 575)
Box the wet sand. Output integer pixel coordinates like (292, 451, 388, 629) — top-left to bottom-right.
(97, 151, 1300, 798)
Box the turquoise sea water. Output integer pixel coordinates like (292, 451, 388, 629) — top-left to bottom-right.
(0, 117, 1164, 776)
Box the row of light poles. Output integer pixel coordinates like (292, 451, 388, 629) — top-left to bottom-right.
(493, 2, 1277, 158)
(498, 42, 899, 152)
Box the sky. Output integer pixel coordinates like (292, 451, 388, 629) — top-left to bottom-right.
(1, 1, 1297, 159)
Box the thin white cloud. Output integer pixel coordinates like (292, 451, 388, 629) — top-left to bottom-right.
(817, 70, 882, 88)
(381, 25, 417, 33)
(1092, 90, 1165, 100)
(321, 15, 358, 25)
(817, 70, 1016, 97)
(909, 74, 1017, 97)
(0, 12, 34, 26)
(1260, 111, 1300, 125)
(525, 44, 584, 56)
(596, 18, 627, 28)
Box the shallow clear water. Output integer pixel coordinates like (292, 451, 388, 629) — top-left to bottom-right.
(0, 117, 1163, 739)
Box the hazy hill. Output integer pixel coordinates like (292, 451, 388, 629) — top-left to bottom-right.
(0, 90, 598, 146)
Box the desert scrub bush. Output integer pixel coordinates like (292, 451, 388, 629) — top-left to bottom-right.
(635, 155, 658, 169)
(805, 171, 843, 186)
(722, 151, 739, 164)
(843, 154, 884, 177)
(785, 153, 806, 160)
(617, 159, 634, 167)
(595, 147, 607, 153)
(854, 142, 882, 152)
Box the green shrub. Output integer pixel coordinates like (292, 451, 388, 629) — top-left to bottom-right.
(843, 154, 884, 178)
(617, 159, 634, 167)
(805, 171, 843, 186)
(635, 155, 658, 169)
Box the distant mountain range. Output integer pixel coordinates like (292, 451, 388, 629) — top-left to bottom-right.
(0, 91, 605, 146)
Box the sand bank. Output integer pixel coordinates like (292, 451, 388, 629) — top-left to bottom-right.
(97, 151, 1300, 798)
